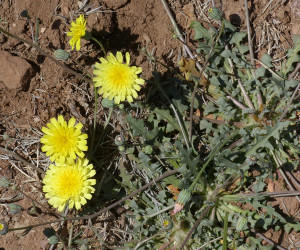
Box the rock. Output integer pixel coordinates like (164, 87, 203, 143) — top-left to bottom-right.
(0, 51, 34, 90)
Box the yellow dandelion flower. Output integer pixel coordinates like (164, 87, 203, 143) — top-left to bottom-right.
(43, 158, 96, 212)
(40, 115, 88, 164)
(93, 51, 145, 104)
(67, 14, 86, 51)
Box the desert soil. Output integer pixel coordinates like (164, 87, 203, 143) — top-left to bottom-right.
(0, 0, 299, 249)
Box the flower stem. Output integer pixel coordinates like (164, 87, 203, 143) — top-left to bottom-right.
(92, 108, 113, 155)
(91, 36, 106, 57)
(8, 169, 179, 232)
(90, 87, 98, 153)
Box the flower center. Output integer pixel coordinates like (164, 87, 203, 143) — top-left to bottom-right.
(56, 168, 83, 199)
(107, 64, 132, 88)
(53, 128, 76, 151)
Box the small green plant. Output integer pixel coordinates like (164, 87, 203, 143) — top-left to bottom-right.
(0, 3, 299, 250)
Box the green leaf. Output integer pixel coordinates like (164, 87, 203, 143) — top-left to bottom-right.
(282, 35, 300, 76)
(239, 44, 249, 54)
(246, 121, 290, 156)
(220, 50, 233, 58)
(229, 32, 247, 47)
(285, 222, 300, 233)
(255, 67, 266, 77)
(125, 115, 146, 138)
(252, 200, 286, 223)
(261, 53, 273, 68)
(173, 98, 189, 114)
(253, 180, 266, 193)
(152, 108, 181, 133)
(190, 21, 211, 41)
(204, 101, 217, 115)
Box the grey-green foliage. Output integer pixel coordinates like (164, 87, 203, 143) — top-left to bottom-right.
(119, 11, 300, 250)
(189, 11, 300, 248)
(282, 35, 300, 76)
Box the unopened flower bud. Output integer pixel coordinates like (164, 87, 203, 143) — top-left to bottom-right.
(53, 49, 70, 61)
(171, 189, 191, 215)
(136, 214, 142, 221)
(118, 146, 125, 152)
(0, 221, 8, 235)
(236, 216, 248, 231)
(115, 135, 124, 146)
(48, 235, 59, 245)
(208, 7, 222, 21)
(0, 176, 11, 188)
(6, 204, 23, 215)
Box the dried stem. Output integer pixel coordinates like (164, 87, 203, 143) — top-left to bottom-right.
(288, 62, 300, 80)
(277, 82, 300, 123)
(271, 151, 300, 204)
(15, 187, 60, 218)
(243, 0, 263, 109)
(9, 169, 179, 231)
(0, 146, 44, 175)
(250, 228, 286, 250)
(188, 40, 216, 142)
(160, 0, 208, 78)
(211, 2, 256, 111)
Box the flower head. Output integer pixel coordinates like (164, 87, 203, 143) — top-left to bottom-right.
(43, 158, 96, 212)
(67, 14, 87, 51)
(40, 115, 88, 164)
(93, 51, 145, 104)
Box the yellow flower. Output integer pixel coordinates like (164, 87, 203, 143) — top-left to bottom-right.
(67, 14, 86, 51)
(43, 158, 96, 212)
(40, 115, 88, 164)
(93, 51, 145, 104)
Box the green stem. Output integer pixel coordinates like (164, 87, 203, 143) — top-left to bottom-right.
(222, 212, 229, 250)
(92, 108, 113, 155)
(91, 36, 106, 57)
(91, 87, 98, 153)
(153, 71, 191, 149)
(8, 169, 179, 232)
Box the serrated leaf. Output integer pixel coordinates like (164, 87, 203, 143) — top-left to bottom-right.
(246, 121, 290, 156)
(175, 141, 199, 174)
(252, 201, 286, 223)
(220, 50, 233, 58)
(239, 44, 249, 54)
(204, 101, 217, 115)
(253, 181, 266, 192)
(223, 19, 237, 32)
(173, 98, 189, 114)
(152, 108, 181, 133)
(261, 53, 273, 68)
(229, 32, 247, 47)
(190, 21, 211, 41)
(255, 67, 266, 77)
(282, 35, 300, 76)
(285, 222, 300, 233)
(125, 115, 146, 138)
